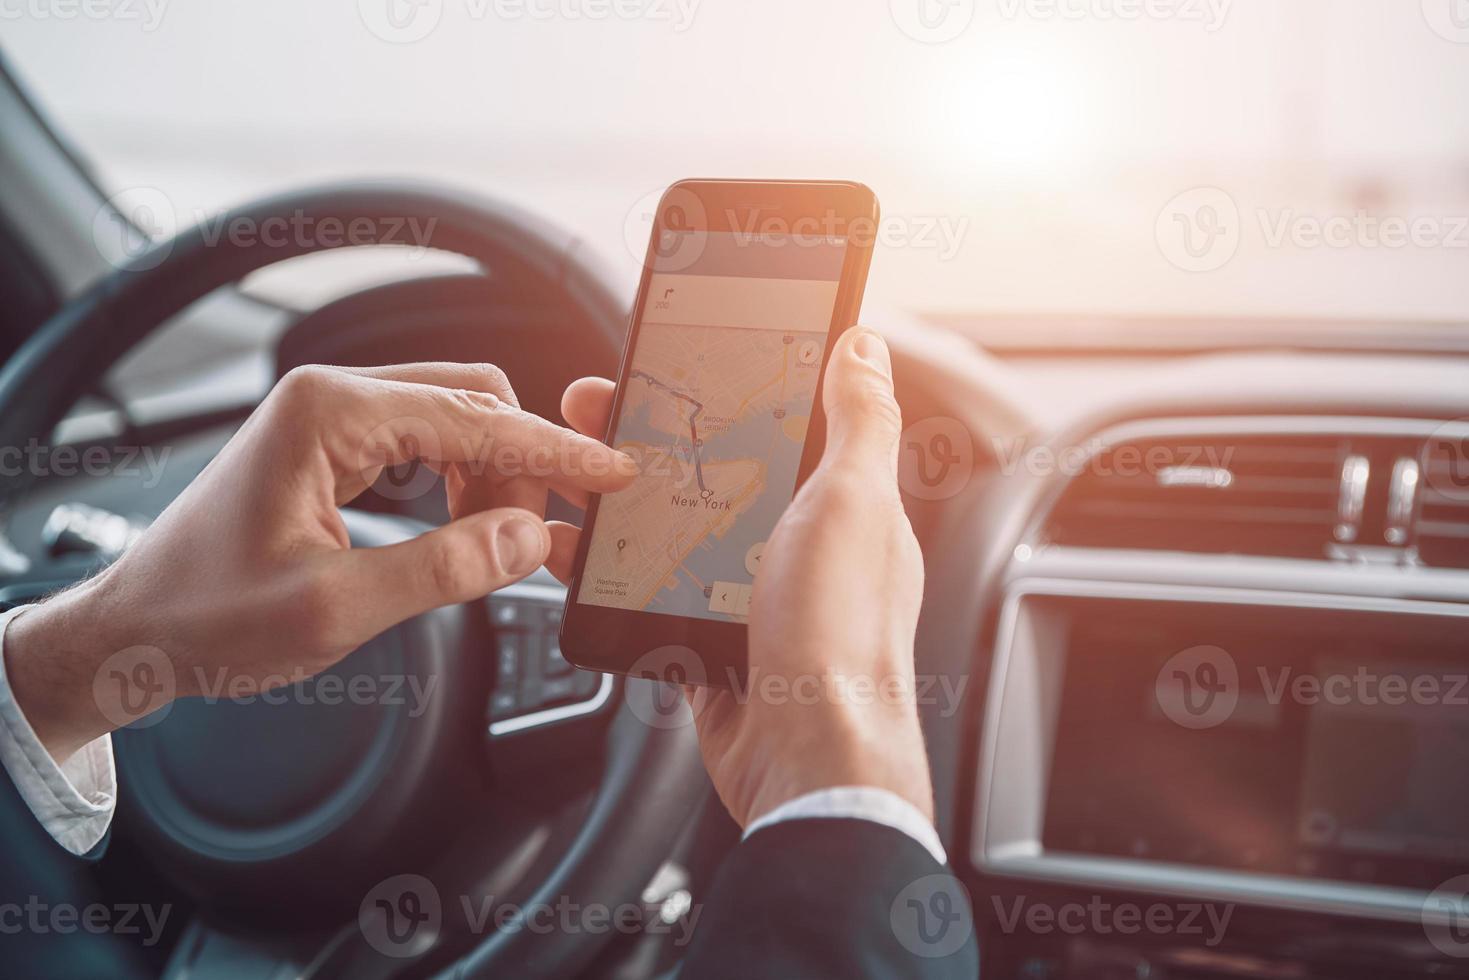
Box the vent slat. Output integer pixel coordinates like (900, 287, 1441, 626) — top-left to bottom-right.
(1070, 475, 1339, 494)
(1045, 426, 1469, 568)
(1047, 434, 1343, 559)
(1418, 522, 1469, 541)
(1069, 502, 1338, 526)
(1421, 490, 1469, 508)
(1418, 438, 1469, 568)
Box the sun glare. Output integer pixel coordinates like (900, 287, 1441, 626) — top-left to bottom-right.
(935, 49, 1094, 176)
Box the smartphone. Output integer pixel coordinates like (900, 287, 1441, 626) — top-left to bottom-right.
(559, 179, 878, 688)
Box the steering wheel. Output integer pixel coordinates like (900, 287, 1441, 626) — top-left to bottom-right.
(0, 183, 707, 978)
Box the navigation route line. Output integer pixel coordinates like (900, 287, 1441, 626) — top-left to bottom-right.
(631, 369, 714, 498)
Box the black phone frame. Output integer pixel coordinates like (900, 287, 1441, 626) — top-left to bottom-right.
(559, 178, 879, 688)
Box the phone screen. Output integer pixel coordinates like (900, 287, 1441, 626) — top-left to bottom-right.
(575, 230, 848, 623)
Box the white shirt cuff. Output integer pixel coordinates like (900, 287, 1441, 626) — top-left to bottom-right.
(743, 785, 947, 866)
(0, 604, 117, 856)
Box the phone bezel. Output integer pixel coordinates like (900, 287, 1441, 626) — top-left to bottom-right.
(559, 178, 879, 688)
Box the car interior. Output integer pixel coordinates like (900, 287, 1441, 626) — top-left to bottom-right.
(2, 3, 1468, 977)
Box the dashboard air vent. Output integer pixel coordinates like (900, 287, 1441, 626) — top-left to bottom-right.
(1047, 434, 1349, 559)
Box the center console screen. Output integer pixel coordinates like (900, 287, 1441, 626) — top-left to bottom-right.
(1042, 598, 1469, 891)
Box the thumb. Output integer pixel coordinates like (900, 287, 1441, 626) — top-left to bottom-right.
(820, 327, 903, 477)
(334, 507, 550, 637)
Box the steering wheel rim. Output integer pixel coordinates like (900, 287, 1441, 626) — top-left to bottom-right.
(0, 180, 624, 503)
(0, 181, 708, 978)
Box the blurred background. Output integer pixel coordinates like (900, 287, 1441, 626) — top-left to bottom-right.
(4, 0, 1468, 325)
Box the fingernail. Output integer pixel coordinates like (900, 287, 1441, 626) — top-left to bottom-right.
(495, 517, 545, 575)
(852, 331, 891, 379)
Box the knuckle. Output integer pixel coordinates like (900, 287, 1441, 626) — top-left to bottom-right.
(813, 468, 874, 519)
(423, 535, 477, 600)
(272, 365, 336, 413)
(469, 362, 514, 400)
(446, 383, 502, 418)
(420, 386, 499, 440)
(849, 384, 904, 433)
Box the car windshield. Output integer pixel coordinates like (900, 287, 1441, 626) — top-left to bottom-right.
(5, 0, 1469, 324)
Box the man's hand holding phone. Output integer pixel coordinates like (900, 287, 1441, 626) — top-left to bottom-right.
(546, 327, 935, 828)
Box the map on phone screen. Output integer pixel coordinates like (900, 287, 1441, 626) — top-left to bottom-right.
(576, 231, 847, 623)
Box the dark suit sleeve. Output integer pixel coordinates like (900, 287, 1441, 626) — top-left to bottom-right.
(678, 818, 979, 979)
(0, 760, 154, 979)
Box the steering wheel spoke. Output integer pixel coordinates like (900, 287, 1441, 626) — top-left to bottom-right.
(484, 578, 618, 776)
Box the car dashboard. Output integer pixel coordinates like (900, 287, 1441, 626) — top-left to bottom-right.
(5, 301, 1469, 978)
(903, 338, 1469, 978)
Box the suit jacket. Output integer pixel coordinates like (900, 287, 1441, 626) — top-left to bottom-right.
(679, 817, 980, 978)
(2, 762, 976, 979)
(0, 765, 157, 979)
